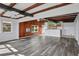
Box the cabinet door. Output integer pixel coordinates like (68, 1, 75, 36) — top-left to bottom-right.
(19, 22, 25, 37)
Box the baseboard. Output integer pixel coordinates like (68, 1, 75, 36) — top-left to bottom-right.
(0, 39, 18, 44)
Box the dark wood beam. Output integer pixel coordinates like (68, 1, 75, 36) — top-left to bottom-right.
(23, 3, 45, 11)
(1, 15, 26, 19)
(47, 13, 78, 19)
(9, 3, 16, 7)
(0, 3, 16, 16)
(0, 3, 33, 17)
(32, 3, 72, 15)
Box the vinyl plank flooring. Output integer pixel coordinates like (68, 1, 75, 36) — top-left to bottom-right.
(0, 36, 79, 56)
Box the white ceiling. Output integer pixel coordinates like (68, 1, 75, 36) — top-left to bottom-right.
(3, 11, 24, 18)
(34, 3, 79, 19)
(0, 3, 61, 19)
(14, 3, 35, 10)
(27, 3, 60, 13)
(0, 3, 79, 22)
(19, 3, 79, 22)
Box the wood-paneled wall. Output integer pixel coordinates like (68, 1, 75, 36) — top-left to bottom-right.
(19, 20, 44, 38)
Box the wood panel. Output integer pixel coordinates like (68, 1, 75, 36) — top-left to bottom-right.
(19, 22, 26, 37)
(19, 20, 45, 38)
(46, 13, 78, 22)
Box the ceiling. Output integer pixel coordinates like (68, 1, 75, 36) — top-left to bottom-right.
(0, 3, 79, 22)
(0, 3, 71, 19)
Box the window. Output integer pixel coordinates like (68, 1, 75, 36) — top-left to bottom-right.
(47, 21, 63, 29)
(31, 25, 38, 33)
(2, 22, 11, 32)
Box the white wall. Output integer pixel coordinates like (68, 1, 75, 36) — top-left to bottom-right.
(62, 23, 75, 37)
(0, 19, 1, 33)
(44, 29, 61, 37)
(0, 17, 19, 42)
(42, 22, 75, 38)
(75, 14, 79, 44)
(42, 22, 61, 37)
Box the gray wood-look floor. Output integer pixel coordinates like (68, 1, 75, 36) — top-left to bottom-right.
(0, 36, 79, 56)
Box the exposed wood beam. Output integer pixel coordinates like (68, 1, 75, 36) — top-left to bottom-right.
(46, 12, 78, 19)
(23, 3, 45, 11)
(0, 3, 16, 16)
(9, 3, 16, 7)
(1, 15, 26, 19)
(0, 3, 33, 17)
(32, 3, 72, 15)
